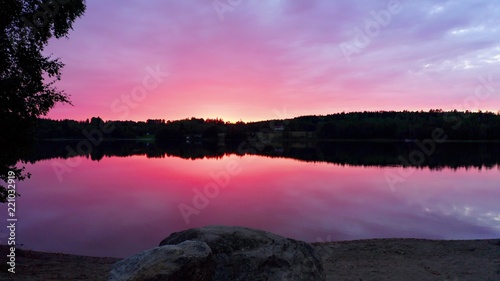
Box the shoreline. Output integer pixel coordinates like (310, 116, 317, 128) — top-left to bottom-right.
(2, 238, 499, 280)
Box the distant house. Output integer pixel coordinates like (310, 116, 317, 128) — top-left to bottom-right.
(273, 125, 285, 131)
(185, 134, 202, 144)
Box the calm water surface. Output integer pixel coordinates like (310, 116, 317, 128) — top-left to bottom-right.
(2, 142, 500, 258)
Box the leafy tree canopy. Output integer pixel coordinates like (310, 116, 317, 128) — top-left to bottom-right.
(0, 0, 86, 202)
(1, 0, 86, 120)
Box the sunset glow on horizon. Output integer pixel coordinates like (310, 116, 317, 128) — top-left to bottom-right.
(44, 0, 500, 122)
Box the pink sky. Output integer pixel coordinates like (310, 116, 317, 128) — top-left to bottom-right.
(45, 0, 500, 122)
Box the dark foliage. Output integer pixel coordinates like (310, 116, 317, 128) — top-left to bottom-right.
(0, 0, 86, 202)
(33, 110, 500, 144)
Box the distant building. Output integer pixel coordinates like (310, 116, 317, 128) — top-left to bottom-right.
(273, 125, 285, 131)
(186, 134, 202, 144)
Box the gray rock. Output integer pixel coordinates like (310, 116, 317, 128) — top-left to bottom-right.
(160, 225, 325, 281)
(108, 240, 213, 281)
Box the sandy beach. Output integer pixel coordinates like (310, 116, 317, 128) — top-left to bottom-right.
(2, 239, 499, 280)
(314, 239, 500, 280)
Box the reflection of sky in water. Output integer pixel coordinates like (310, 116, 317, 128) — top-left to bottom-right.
(1, 155, 499, 258)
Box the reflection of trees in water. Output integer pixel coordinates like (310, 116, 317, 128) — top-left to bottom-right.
(0, 119, 34, 202)
(23, 140, 500, 171)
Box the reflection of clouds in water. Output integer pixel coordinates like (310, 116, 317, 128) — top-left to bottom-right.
(483, 212, 500, 228)
(424, 205, 500, 233)
(278, 172, 500, 241)
(390, 181, 500, 238)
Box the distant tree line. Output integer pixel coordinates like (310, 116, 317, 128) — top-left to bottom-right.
(35, 117, 232, 140)
(315, 110, 500, 140)
(24, 140, 500, 170)
(33, 110, 500, 141)
(35, 117, 165, 139)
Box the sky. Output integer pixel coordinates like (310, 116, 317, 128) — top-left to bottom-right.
(44, 0, 500, 122)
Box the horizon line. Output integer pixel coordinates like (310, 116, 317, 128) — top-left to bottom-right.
(41, 109, 500, 124)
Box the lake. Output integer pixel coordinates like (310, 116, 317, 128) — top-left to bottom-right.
(1, 141, 500, 258)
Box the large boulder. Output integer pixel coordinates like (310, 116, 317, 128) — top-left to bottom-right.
(109, 240, 213, 281)
(109, 225, 325, 281)
(159, 225, 325, 281)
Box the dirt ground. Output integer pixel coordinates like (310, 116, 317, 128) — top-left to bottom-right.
(314, 239, 500, 281)
(1, 239, 499, 280)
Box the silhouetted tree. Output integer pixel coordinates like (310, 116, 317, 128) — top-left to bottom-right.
(0, 0, 86, 201)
